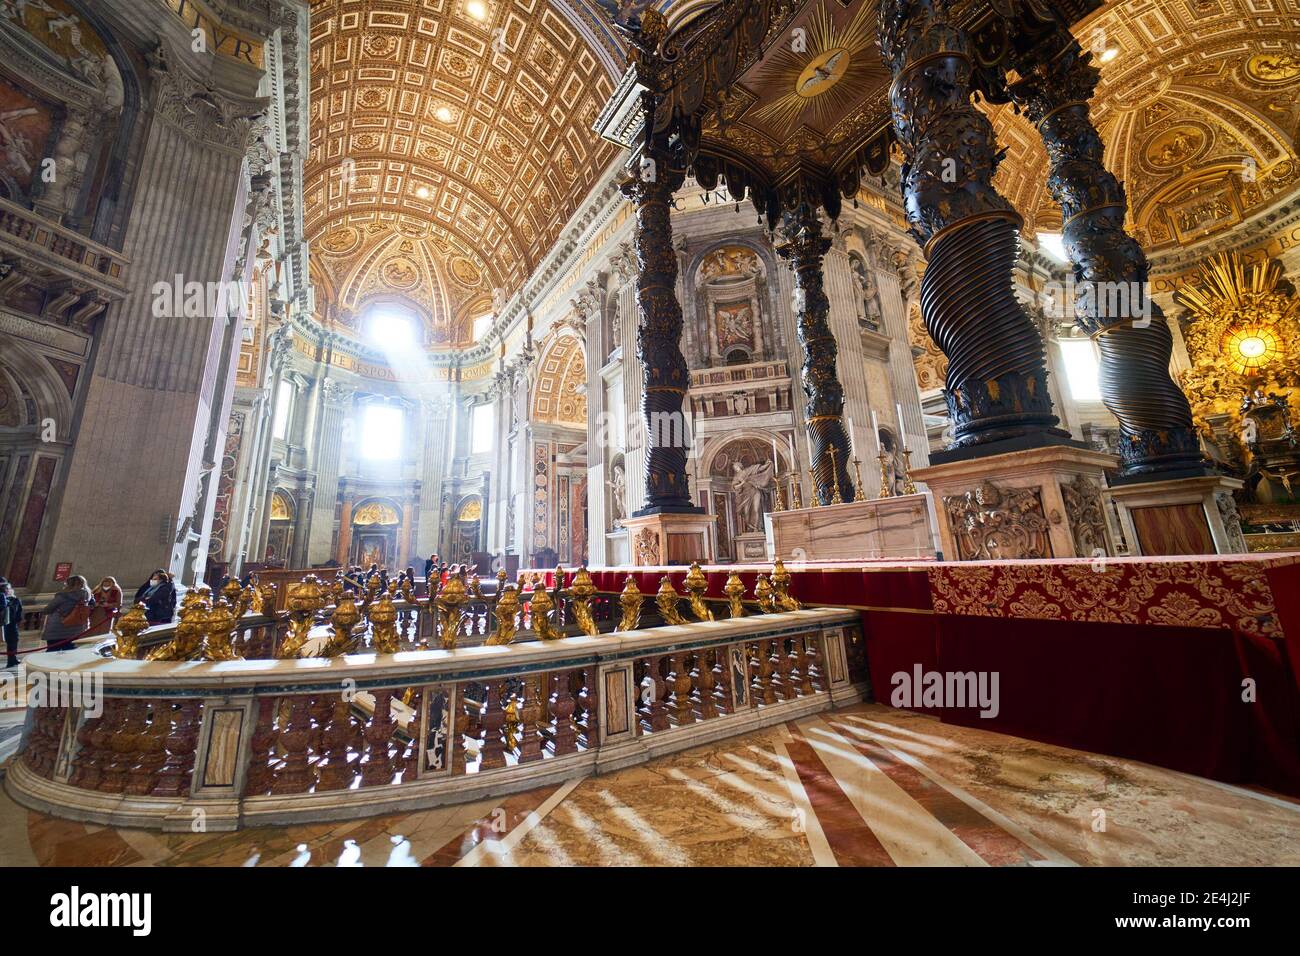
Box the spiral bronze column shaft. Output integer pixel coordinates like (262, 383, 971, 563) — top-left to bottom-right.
(619, 158, 697, 513)
(1011, 46, 1203, 479)
(880, 0, 1063, 453)
(776, 202, 854, 505)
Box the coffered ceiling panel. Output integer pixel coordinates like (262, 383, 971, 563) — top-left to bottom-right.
(306, 0, 619, 346)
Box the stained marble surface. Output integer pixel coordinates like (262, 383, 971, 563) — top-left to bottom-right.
(0, 703, 1296, 867)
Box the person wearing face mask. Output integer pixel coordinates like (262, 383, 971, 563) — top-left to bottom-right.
(134, 569, 177, 625)
(86, 576, 123, 636)
(41, 575, 95, 652)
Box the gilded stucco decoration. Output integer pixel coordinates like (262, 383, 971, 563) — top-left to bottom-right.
(986, 0, 1300, 250)
(306, 0, 617, 347)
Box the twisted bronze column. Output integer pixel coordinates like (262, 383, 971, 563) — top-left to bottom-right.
(776, 200, 854, 505)
(1009, 45, 1204, 479)
(880, 0, 1065, 455)
(619, 153, 698, 513)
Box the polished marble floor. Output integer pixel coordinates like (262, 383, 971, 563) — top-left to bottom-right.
(0, 702, 1296, 867)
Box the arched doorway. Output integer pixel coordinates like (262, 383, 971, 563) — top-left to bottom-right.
(451, 496, 482, 565)
(350, 499, 401, 568)
(264, 490, 296, 566)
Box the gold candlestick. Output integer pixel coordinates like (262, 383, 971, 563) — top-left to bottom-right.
(772, 474, 786, 513)
(876, 450, 895, 499)
(790, 476, 802, 510)
(807, 467, 820, 507)
(852, 458, 868, 502)
(900, 448, 918, 496)
(828, 445, 844, 505)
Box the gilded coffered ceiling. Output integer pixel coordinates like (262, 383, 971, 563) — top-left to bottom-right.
(988, 0, 1300, 253)
(305, 0, 620, 347)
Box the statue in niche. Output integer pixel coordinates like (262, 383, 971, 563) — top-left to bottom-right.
(732, 459, 775, 534)
(608, 461, 627, 525)
(850, 256, 883, 332)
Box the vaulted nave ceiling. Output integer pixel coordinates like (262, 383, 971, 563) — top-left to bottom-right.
(301, 0, 1300, 351)
(305, 0, 622, 347)
(988, 0, 1300, 252)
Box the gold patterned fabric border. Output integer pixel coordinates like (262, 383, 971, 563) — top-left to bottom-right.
(927, 557, 1300, 641)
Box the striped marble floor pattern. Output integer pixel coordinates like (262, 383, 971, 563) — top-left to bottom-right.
(0, 703, 1296, 867)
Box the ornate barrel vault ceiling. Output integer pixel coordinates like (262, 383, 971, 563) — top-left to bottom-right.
(305, 0, 621, 346)
(988, 0, 1300, 253)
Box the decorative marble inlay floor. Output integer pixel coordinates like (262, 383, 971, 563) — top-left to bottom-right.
(1, 703, 1296, 867)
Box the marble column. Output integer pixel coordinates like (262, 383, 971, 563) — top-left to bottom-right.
(618, 157, 698, 514)
(776, 200, 854, 504)
(879, 0, 1065, 456)
(1009, 44, 1204, 480)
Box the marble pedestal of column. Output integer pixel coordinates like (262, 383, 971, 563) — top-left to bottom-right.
(912, 446, 1120, 561)
(1105, 475, 1247, 556)
(763, 493, 940, 562)
(622, 512, 717, 566)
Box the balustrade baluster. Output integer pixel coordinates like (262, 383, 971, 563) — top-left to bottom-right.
(796, 635, 815, 695)
(641, 655, 669, 733)
(578, 668, 599, 749)
(152, 700, 201, 797)
(516, 675, 544, 763)
(694, 649, 718, 720)
(476, 683, 506, 770)
(715, 647, 734, 716)
(668, 652, 694, 725)
(122, 702, 167, 795)
(270, 696, 317, 794)
(809, 633, 827, 690)
(753, 641, 776, 705)
(316, 699, 361, 791)
(549, 671, 578, 755)
(68, 704, 108, 789)
(22, 706, 65, 778)
(243, 698, 277, 796)
(452, 688, 476, 774)
(778, 638, 797, 701)
(360, 689, 398, 786)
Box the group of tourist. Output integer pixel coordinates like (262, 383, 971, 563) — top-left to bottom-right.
(0, 570, 178, 664)
(2, 558, 476, 665)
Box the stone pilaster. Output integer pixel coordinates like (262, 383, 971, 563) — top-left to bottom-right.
(304, 378, 353, 565)
(43, 48, 267, 586)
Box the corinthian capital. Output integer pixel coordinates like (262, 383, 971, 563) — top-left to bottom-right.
(146, 45, 269, 152)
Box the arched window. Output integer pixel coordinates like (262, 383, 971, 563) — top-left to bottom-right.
(363, 302, 421, 347)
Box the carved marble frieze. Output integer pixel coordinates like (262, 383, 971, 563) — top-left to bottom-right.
(1060, 473, 1110, 558)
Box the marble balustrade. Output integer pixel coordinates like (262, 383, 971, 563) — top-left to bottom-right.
(6, 609, 866, 831)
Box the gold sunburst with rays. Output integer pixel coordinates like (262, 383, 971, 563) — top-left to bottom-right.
(748, 0, 883, 134)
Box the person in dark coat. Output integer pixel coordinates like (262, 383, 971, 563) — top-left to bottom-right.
(134, 569, 177, 625)
(1, 577, 21, 668)
(41, 576, 95, 652)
